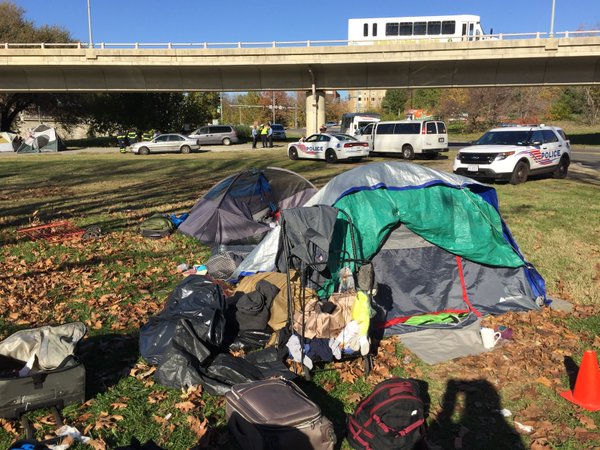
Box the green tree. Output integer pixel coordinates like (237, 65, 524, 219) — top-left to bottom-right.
(0, 1, 74, 131)
(409, 88, 442, 111)
(81, 92, 218, 135)
(381, 89, 409, 119)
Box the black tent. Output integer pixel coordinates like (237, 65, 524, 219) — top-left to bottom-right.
(178, 167, 317, 246)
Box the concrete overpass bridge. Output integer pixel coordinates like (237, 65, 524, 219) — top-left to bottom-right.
(2, 34, 600, 133)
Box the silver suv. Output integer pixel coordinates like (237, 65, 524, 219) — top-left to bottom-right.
(188, 125, 239, 146)
(453, 125, 571, 184)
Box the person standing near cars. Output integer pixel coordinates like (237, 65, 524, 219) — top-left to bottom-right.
(116, 130, 128, 153)
(267, 122, 273, 148)
(251, 125, 259, 149)
(127, 129, 138, 147)
(260, 123, 268, 148)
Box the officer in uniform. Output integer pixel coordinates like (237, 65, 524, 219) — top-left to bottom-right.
(116, 130, 128, 153)
(127, 129, 138, 146)
(142, 129, 153, 141)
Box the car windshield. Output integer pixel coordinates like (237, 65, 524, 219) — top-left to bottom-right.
(271, 125, 284, 131)
(476, 130, 532, 146)
(332, 134, 357, 141)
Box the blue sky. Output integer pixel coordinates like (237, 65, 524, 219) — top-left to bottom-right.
(12, 0, 600, 44)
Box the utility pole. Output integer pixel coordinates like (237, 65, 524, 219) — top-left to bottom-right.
(549, 0, 557, 37)
(87, 0, 93, 48)
(219, 92, 223, 124)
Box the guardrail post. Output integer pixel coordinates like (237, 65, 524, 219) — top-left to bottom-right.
(135, 43, 139, 49)
(204, 42, 207, 49)
(238, 42, 241, 48)
(272, 41, 276, 48)
(307, 40, 311, 47)
(536, 32, 541, 39)
(565, 31, 569, 38)
(168, 42, 172, 49)
(41, 43, 45, 49)
(101, 42, 105, 49)
(499, 33, 503, 40)
(3, 43, 7, 49)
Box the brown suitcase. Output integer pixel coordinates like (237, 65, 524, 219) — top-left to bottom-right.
(225, 378, 336, 450)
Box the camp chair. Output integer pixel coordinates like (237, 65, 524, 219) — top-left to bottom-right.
(280, 206, 374, 380)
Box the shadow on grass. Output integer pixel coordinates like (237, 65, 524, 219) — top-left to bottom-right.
(428, 379, 525, 450)
(78, 332, 139, 397)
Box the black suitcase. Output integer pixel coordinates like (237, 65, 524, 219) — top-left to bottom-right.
(0, 355, 86, 419)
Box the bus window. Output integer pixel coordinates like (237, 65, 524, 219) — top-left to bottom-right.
(363, 23, 368, 37)
(469, 23, 474, 40)
(442, 21, 456, 35)
(461, 23, 467, 37)
(386, 22, 399, 36)
(400, 22, 412, 36)
(427, 21, 441, 35)
(372, 23, 377, 36)
(414, 21, 426, 35)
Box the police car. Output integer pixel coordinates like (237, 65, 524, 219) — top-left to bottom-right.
(453, 125, 571, 184)
(287, 133, 370, 163)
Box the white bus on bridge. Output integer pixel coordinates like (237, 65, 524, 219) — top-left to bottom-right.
(348, 15, 488, 44)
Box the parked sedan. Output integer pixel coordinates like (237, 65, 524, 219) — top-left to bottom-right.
(287, 133, 369, 163)
(130, 134, 200, 155)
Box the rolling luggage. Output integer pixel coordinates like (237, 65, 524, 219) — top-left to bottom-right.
(0, 323, 87, 438)
(225, 378, 336, 450)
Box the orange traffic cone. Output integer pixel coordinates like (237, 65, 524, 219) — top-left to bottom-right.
(560, 350, 600, 411)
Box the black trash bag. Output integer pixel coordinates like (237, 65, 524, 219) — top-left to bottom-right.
(200, 348, 296, 396)
(244, 347, 296, 380)
(154, 319, 213, 389)
(228, 330, 273, 352)
(139, 276, 226, 365)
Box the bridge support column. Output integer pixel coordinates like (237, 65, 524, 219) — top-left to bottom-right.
(306, 90, 325, 136)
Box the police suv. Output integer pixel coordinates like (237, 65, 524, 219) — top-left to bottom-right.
(453, 125, 571, 184)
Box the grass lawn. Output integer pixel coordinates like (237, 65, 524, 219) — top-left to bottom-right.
(0, 150, 599, 449)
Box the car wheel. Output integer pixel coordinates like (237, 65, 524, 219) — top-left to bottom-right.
(138, 146, 149, 155)
(222, 137, 231, 146)
(180, 145, 191, 154)
(289, 147, 299, 160)
(325, 149, 338, 163)
(402, 145, 415, 160)
(510, 160, 529, 185)
(553, 156, 569, 179)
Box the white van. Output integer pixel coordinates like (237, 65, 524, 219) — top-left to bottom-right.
(358, 120, 448, 159)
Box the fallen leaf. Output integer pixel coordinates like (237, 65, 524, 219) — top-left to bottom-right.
(175, 401, 196, 413)
(187, 416, 209, 439)
(110, 402, 128, 410)
(578, 415, 597, 430)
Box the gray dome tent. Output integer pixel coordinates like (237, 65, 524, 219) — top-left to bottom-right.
(17, 125, 65, 153)
(178, 167, 317, 246)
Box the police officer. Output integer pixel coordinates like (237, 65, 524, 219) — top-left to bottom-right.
(127, 129, 138, 146)
(116, 130, 128, 153)
(142, 129, 153, 141)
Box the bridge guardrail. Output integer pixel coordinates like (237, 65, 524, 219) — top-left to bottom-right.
(2, 30, 600, 50)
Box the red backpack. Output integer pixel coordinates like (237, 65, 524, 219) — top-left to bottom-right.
(347, 378, 426, 450)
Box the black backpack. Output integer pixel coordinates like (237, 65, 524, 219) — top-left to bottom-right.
(347, 378, 426, 450)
